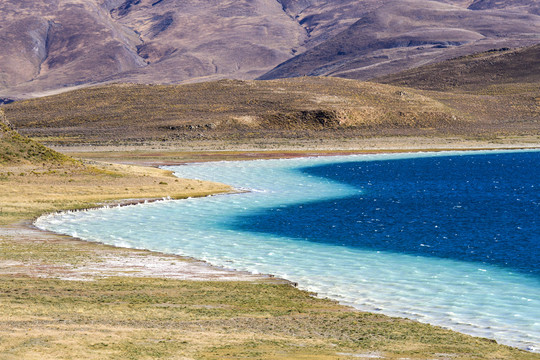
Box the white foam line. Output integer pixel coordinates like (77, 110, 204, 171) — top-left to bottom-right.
(35, 150, 540, 352)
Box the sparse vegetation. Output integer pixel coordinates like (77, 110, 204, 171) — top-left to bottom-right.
(4, 76, 538, 149)
(377, 44, 540, 91)
(4, 78, 469, 145)
(0, 159, 230, 226)
(0, 125, 538, 359)
(1, 41, 539, 358)
(0, 113, 231, 225)
(0, 108, 73, 165)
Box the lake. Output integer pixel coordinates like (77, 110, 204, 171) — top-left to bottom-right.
(35, 150, 540, 351)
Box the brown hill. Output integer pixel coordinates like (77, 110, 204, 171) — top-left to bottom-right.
(100, 0, 304, 82)
(259, 0, 540, 81)
(374, 44, 540, 137)
(0, 0, 304, 99)
(4, 77, 538, 146)
(4, 77, 468, 144)
(0, 109, 71, 165)
(376, 44, 540, 91)
(0, 1, 146, 97)
(468, 0, 540, 15)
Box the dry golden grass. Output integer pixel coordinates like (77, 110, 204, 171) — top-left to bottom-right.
(4, 77, 538, 151)
(3, 77, 469, 145)
(0, 109, 226, 225)
(0, 108, 71, 165)
(0, 161, 230, 226)
(1, 149, 539, 359)
(1, 276, 537, 360)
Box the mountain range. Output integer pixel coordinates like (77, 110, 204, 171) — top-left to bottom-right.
(1, 0, 539, 99)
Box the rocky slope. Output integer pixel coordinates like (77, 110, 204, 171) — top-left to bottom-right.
(376, 44, 540, 91)
(0, 0, 538, 99)
(259, 0, 540, 80)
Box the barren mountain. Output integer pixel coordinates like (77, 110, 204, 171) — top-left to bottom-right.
(0, 0, 539, 98)
(259, 0, 540, 80)
(468, 0, 540, 15)
(376, 44, 540, 91)
(0, 0, 305, 98)
(0, 1, 145, 98)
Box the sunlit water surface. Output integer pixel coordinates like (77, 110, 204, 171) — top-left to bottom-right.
(35, 150, 540, 351)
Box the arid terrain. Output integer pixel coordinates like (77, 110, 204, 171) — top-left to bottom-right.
(3, 74, 538, 149)
(1, 0, 539, 99)
(377, 44, 540, 91)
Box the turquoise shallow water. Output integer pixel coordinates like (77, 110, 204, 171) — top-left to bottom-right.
(35, 150, 540, 351)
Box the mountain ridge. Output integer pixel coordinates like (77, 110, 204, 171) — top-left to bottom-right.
(259, 0, 540, 80)
(0, 0, 539, 99)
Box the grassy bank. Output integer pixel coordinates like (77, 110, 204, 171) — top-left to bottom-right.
(1, 108, 231, 225)
(0, 160, 230, 226)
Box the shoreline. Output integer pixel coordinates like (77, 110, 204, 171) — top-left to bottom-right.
(23, 146, 540, 285)
(1, 221, 276, 283)
(153, 146, 540, 167)
(3, 145, 540, 358)
(4, 194, 274, 283)
(50, 134, 540, 169)
(32, 148, 540, 353)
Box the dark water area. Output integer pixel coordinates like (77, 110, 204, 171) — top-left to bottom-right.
(233, 152, 540, 276)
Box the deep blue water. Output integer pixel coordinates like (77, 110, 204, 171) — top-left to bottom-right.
(36, 150, 540, 350)
(232, 152, 540, 276)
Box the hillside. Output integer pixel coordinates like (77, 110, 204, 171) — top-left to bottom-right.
(4, 76, 538, 147)
(0, 0, 303, 99)
(4, 77, 470, 145)
(468, 0, 540, 15)
(0, 109, 71, 165)
(376, 44, 540, 91)
(1, 0, 539, 99)
(259, 0, 540, 81)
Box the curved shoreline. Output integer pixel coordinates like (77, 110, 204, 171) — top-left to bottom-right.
(20, 147, 540, 283)
(3, 147, 540, 359)
(6, 200, 278, 283)
(32, 148, 540, 352)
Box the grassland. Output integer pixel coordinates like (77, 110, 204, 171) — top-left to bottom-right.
(3, 276, 538, 360)
(0, 109, 71, 165)
(0, 159, 230, 226)
(1, 108, 231, 225)
(0, 78, 483, 144)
